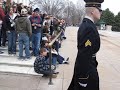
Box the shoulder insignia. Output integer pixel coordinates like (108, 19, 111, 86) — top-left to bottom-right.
(85, 40, 91, 47)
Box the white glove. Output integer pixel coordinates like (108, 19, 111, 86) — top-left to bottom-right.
(78, 82, 87, 87)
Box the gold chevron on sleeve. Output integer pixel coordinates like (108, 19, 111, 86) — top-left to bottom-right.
(85, 40, 91, 47)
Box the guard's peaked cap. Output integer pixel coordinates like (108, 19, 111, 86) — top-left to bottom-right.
(84, 0, 104, 8)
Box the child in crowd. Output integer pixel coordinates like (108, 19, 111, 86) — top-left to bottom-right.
(34, 48, 58, 77)
(41, 37, 69, 65)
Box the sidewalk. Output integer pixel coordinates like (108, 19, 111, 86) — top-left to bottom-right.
(99, 30, 120, 47)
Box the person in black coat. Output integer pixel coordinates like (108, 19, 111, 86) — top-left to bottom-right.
(3, 7, 17, 54)
(68, 0, 104, 90)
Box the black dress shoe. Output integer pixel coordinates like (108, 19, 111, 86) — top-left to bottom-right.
(8, 51, 12, 54)
(12, 52, 16, 54)
(53, 71, 59, 74)
(63, 61, 69, 64)
(29, 47, 32, 50)
(0, 51, 4, 54)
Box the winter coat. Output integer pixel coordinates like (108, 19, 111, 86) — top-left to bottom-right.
(68, 18, 100, 90)
(15, 16, 32, 36)
(0, 7, 5, 21)
(3, 14, 17, 31)
(29, 15, 42, 34)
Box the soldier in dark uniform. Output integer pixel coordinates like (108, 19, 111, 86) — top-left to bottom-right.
(68, 0, 104, 90)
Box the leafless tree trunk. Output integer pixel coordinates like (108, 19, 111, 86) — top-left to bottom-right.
(31, 0, 85, 25)
(76, 0, 85, 24)
(33, 0, 65, 17)
(28, 0, 37, 6)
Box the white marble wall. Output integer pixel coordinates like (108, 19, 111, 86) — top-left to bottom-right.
(106, 25, 112, 31)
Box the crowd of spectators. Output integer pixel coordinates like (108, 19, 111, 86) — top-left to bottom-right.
(0, 1, 69, 77)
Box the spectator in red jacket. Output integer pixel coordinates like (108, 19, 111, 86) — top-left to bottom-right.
(0, 3, 5, 54)
(0, 9, 5, 21)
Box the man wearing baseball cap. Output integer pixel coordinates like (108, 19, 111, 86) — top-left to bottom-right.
(15, 8, 32, 60)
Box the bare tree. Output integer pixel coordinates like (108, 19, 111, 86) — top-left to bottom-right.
(31, 0, 85, 25)
(28, 0, 37, 6)
(33, 0, 65, 17)
(63, 0, 85, 25)
(76, 0, 85, 24)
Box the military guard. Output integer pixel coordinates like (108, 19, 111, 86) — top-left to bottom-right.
(68, 0, 104, 90)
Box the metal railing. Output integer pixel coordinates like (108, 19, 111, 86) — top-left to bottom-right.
(48, 30, 63, 85)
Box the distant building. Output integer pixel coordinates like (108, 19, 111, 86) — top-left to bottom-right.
(13, 0, 29, 6)
(0, 0, 29, 6)
(100, 21, 106, 30)
(96, 21, 112, 31)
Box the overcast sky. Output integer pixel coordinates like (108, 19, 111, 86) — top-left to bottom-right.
(70, 0, 120, 15)
(102, 0, 119, 15)
(13, 0, 119, 15)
